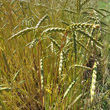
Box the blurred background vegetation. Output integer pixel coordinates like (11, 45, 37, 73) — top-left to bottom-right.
(0, 0, 110, 110)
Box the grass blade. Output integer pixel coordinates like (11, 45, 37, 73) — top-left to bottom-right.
(0, 87, 11, 92)
(63, 77, 78, 99)
(13, 69, 22, 81)
(77, 29, 104, 48)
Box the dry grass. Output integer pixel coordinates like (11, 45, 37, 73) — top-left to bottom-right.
(0, 0, 110, 110)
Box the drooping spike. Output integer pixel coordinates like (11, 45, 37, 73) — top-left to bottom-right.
(59, 52, 63, 75)
(90, 62, 97, 103)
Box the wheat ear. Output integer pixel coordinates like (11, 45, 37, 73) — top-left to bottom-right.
(8, 14, 48, 40)
(50, 42, 54, 52)
(42, 27, 65, 36)
(59, 51, 63, 75)
(90, 62, 97, 103)
(40, 58, 44, 89)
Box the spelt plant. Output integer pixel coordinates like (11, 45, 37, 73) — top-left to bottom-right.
(0, 0, 110, 110)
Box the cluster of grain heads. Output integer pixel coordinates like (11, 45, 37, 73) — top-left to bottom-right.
(90, 62, 97, 103)
(59, 52, 63, 75)
(8, 14, 48, 40)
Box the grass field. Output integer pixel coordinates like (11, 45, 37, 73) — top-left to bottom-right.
(0, 0, 110, 110)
